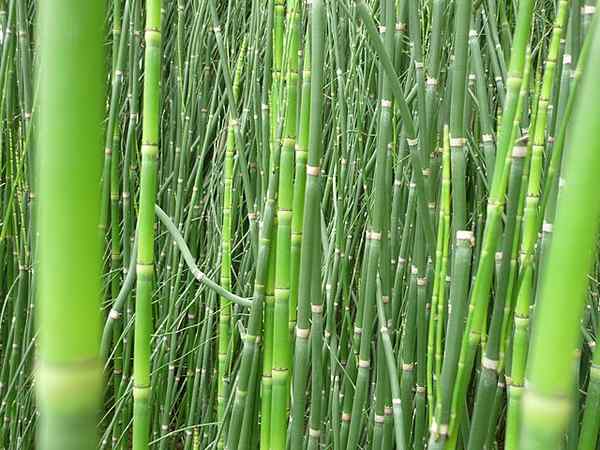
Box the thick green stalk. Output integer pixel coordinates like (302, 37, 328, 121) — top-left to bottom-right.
(36, 1, 105, 449)
(289, 38, 310, 334)
(504, 3, 570, 447)
(260, 249, 276, 450)
(290, 0, 325, 447)
(427, 126, 450, 424)
(448, 0, 472, 230)
(132, 1, 161, 448)
(270, 0, 301, 446)
(520, 25, 600, 449)
(218, 43, 246, 441)
(431, 231, 474, 443)
(578, 340, 600, 450)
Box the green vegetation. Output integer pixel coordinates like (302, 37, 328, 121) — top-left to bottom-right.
(0, 0, 600, 449)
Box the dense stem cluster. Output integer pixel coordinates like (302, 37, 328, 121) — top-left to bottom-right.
(2, 0, 600, 450)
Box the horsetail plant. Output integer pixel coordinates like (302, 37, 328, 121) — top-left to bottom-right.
(36, 1, 105, 449)
(9, 1, 600, 450)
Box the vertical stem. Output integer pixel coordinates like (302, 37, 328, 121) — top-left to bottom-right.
(132, 0, 161, 449)
(521, 22, 600, 450)
(36, 1, 105, 449)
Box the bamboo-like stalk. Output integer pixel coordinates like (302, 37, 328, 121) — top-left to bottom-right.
(289, 0, 325, 447)
(132, 0, 161, 448)
(305, 1, 326, 448)
(427, 125, 450, 424)
(504, 3, 570, 447)
(448, 0, 472, 231)
(107, 5, 132, 446)
(218, 40, 246, 444)
(270, 0, 301, 445)
(36, 1, 105, 449)
(289, 35, 311, 337)
(521, 22, 600, 449)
